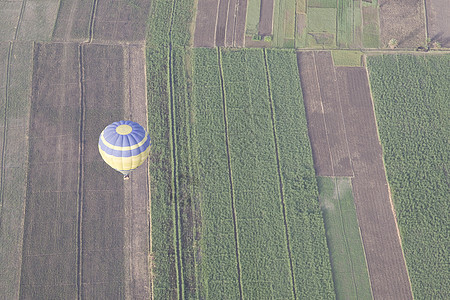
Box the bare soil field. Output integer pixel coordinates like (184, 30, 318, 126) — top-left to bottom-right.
(296, 51, 352, 177)
(298, 50, 413, 299)
(92, 0, 151, 42)
(336, 66, 413, 299)
(378, 0, 426, 48)
(16, 42, 150, 299)
(20, 42, 81, 299)
(194, 0, 247, 47)
(258, 0, 274, 36)
(0, 41, 33, 299)
(425, 0, 450, 47)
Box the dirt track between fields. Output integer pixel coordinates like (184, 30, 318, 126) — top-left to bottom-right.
(297, 51, 413, 299)
(194, 0, 247, 47)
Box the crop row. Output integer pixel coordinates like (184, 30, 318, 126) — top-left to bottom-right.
(367, 54, 449, 299)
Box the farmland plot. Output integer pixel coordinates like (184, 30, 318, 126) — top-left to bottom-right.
(297, 51, 413, 299)
(425, 0, 450, 48)
(0, 41, 33, 299)
(336, 66, 413, 299)
(194, 0, 247, 47)
(20, 42, 81, 299)
(18, 42, 150, 299)
(378, 0, 426, 48)
(367, 54, 449, 299)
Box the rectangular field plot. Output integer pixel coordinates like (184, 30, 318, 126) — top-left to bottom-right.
(317, 177, 372, 300)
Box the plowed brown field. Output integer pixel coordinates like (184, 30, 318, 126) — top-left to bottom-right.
(194, 0, 247, 47)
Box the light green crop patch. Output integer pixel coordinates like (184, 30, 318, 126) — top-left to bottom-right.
(317, 177, 373, 300)
(331, 50, 363, 66)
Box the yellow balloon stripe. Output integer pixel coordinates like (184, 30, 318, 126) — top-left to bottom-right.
(98, 144, 150, 172)
(100, 132, 149, 151)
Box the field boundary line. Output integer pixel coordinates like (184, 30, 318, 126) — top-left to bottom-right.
(168, 0, 184, 297)
(14, 0, 27, 40)
(312, 51, 335, 176)
(217, 48, 243, 300)
(88, 0, 98, 42)
(363, 58, 414, 298)
(263, 49, 297, 299)
(77, 44, 86, 300)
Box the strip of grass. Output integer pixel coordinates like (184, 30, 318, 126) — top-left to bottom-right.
(317, 177, 373, 299)
(266, 49, 335, 298)
(246, 0, 261, 35)
(221, 48, 295, 298)
(367, 54, 450, 299)
(337, 0, 353, 48)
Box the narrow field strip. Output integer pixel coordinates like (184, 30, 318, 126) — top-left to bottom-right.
(263, 48, 297, 299)
(0, 41, 33, 299)
(220, 48, 294, 299)
(317, 176, 372, 299)
(217, 48, 243, 299)
(77, 43, 85, 300)
(191, 48, 241, 299)
(265, 49, 334, 298)
(146, 0, 196, 297)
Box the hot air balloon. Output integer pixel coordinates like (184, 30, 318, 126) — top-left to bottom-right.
(98, 120, 151, 179)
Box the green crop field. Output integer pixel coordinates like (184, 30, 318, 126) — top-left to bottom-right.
(367, 54, 449, 299)
(317, 177, 372, 299)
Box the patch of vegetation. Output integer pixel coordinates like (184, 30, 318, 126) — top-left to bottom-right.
(317, 177, 372, 299)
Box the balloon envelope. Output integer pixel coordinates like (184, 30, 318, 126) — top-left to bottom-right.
(98, 120, 151, 176)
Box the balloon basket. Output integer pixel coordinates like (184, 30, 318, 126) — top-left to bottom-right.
(123, 174, 130, 180)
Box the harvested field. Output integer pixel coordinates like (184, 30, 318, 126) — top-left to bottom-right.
(425, 0, 450, 47)
(297, 51, 352, 177)
(297, 50, 413, 298)
(336, 66, 413, 299)
(194, 0, 247, 47)
(378, 0, 426, 48)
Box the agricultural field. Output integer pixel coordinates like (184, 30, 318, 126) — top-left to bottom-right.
(0, 0, 449, 299)
(367, 54, 450, 299)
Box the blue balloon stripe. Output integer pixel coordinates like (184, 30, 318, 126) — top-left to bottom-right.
(99, 137, 151, 157)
